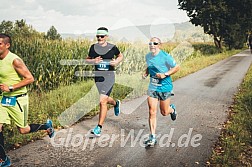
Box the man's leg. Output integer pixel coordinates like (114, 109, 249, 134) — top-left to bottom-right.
(18, 123, 49, 134)
(98, 94, 109, 126)
(7, 96, 54, 137)
(91, 94, 109, 136)
(147, 96, 159, 135)
(0, 99, 10, 162)
(0, 124, 6, 161)
(103, 76, 116, 107)
(97, 74, 118, 121)
(107, 96, 116, 106)
(91, 73, 119, 136)
(16, 120, 54, 138)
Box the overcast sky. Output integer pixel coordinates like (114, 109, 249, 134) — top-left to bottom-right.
(0, 0, 189, 34)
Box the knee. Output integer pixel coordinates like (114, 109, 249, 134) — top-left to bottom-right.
(18, 127, 30, 134)
(161, 111, 169, 116)
(18, 128, 25, 134)
(18, 128, 26, 134)
(149, 109, 156, 118)
(100, 98, 108, 105)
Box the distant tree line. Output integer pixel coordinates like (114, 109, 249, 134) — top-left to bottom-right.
(0, 19, 62, 40)
(178, 0, 252, 50)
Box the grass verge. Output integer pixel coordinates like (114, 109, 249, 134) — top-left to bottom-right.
(209, 62, 252, 166)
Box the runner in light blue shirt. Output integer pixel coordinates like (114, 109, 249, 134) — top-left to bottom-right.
(146, 49, 177, 92)
(143, 37, 180, 146)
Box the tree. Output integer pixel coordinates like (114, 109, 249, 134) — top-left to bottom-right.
(178, 0, 228, 50)
(178, 0, 252, 50)
(223, 0, 252, 49)
(45, 26, 62, 40)
(13, 19, 33, 37)
(0, 20, 14, 35)
(0, 19, 42, 38)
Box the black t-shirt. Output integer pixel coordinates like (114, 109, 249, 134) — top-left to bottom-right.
(88, 43, 120, 71)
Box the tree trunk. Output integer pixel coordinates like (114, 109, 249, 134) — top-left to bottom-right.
(214, 36, 222, 52)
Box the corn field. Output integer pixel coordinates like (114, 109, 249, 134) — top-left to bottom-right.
(11, 37, 184, 92)
(12, 37, 92, 91)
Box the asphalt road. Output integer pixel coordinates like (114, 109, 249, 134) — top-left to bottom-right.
(7, 50, 252, 167)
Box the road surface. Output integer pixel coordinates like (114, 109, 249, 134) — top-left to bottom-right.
(7, 50, 252, 167)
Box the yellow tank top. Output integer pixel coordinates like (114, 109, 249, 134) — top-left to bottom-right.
(0, 51, 28, 96)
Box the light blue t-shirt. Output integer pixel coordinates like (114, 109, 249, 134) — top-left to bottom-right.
(145, 50, 177, 92)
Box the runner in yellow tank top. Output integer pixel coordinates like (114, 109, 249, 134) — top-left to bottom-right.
(0, 34, 55, 167)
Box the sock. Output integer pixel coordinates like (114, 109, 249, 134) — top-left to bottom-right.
(98, 124, 102, 129)
(0, 132, 6, 160)
(29, 124, 48, 133)
(170, 106, 175, 113)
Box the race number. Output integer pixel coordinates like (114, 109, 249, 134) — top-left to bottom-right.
(1, 96, 17, 106)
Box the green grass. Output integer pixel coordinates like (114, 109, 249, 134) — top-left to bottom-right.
(209, 62, 252, 166)
(173, 49, 241, 79)
(4, 44, 243, 152)
(4, 80, 94, 149)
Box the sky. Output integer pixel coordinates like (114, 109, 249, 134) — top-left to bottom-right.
(0, 0, 189, 34)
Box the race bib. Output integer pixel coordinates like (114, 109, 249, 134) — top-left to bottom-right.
(96, 61, 110, 71)
(1, 96, 17, 107)
(150, 77, 162, 86)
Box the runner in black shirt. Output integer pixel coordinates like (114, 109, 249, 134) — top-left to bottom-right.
(86, 27, 123, 136)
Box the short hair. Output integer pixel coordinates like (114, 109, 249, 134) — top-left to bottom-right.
(151, 37, 161, 44)
(0, 33, 11, 46)
(97, 27, 108, 32)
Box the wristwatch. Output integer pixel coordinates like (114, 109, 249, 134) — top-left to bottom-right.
(9, 86, 14, 92)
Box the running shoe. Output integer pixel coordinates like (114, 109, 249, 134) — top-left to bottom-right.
(144, 134, 157, 146)
(0, 156, 11, 167)
(46, 119, 55, 138)
(91, 125, 101, 137)
(170, 104, 177, 121)
(114, 100, 121, 116)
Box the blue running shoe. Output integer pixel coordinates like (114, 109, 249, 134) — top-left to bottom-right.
(0, 156, 11, 167)
(46, 119, 55, 138)
(114, 100, 121, 116)
(91, 125, 101, 137)
(144, 134, 157, 146)
(170, 104, 177, 121)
